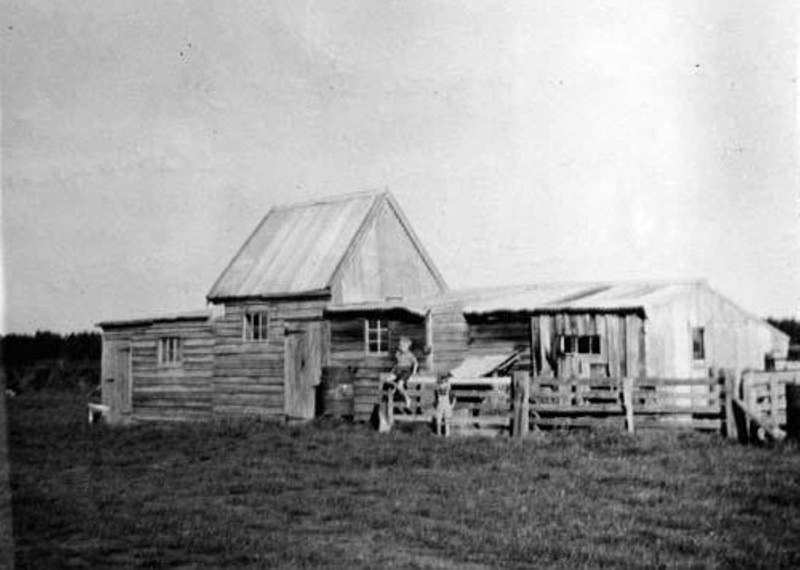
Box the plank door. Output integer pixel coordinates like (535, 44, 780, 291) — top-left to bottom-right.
(103, 345, 132, 414)
(283, 321, 327, 420)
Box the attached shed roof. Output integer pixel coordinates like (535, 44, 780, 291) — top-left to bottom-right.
(462, 281, 694, 316)
(326, 281, 704, 318)
(207, 190, 446, 301)
(97, 309, 212, 329)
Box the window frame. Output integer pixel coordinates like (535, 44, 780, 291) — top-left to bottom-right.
(158, 336, 182, 367)
(691, 326, 705, 361)
(559, 334, 602, 356)
(243, 310, 270, 343)
(365, 319, 389, 356)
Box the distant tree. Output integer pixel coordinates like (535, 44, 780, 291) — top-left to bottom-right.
(0, 331, 100, 365)
(0, 332, 101, 391)
(767, 318, 800, 345)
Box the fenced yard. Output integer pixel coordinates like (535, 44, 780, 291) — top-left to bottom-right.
(8, 390, 800, 568)
(376, 370, 800, 443)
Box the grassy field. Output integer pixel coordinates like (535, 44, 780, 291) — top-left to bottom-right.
(8, 391, 800, 569)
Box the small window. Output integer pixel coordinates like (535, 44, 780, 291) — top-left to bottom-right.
(692, 327, 705, 360)
(560, 334, 601, 355)
(244, 310, 270, 342)
(365, 319, 389, 355)
(159, 337, 182, 365)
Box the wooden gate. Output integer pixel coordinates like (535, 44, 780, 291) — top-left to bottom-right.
(284, 321, 328, 420)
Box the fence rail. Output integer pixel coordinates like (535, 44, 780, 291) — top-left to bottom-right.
(528, 375, 728, 432)
(374, 369, 798, 441)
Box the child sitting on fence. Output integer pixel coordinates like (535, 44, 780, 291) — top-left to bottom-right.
(434, 373, 456, 436)
(388, 336, 417, 411)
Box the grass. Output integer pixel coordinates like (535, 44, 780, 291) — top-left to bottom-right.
(8, 390, 800, 568)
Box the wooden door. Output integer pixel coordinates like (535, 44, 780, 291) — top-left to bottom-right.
(284, 321, 327, 420)
(103, 344, 132, 414)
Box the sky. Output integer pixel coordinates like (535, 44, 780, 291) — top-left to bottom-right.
(1, 0, 798, 334)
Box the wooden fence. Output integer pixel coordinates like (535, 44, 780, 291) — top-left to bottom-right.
(382, 374, 514, 435)
(527, 375, 731, 432)
(373, 369, 800, 441)
(740, 370, 800, 433)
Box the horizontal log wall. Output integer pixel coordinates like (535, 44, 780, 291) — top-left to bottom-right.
(430, 303, 470, 374)
(213, 299, 328, 418)
(130, 320, 215, 421)
(431, 306, 532, 376)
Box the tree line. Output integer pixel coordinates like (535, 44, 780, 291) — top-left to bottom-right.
(767, 318, 800, 347)
(1, 331, 101, 365)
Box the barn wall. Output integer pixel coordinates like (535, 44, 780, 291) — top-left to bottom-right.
(530, 313, 644, 379)
(334, 200, 444, 304)
(645, 284, 788, 378)
(328, 314, 426, 419)
(213, 299, 328, 417)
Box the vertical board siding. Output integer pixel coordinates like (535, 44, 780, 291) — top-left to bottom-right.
(337, 201, 444, 304)
(529, 313, 641, 381)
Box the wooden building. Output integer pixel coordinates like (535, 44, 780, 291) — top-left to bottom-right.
(99, 191, 789, 423)
(98, 191, 447, 422)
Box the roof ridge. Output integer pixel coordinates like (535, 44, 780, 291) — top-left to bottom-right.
(271, 189, 386, 211)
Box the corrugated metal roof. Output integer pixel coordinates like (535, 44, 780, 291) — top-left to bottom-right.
(326, 281, 703, 317)
(462, 282, 694, 315)
(207, 191, 381, 300)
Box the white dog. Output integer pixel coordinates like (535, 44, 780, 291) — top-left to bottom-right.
(434, 374, 456, 436)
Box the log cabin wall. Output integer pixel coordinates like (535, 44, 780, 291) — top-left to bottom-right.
(131, 319, 215, 420)
(530, 313, 646, 380)
(328, 313, 426, 420)
(430, 304, 534, 376)
(465, 315, 532, 373)
(429, 303, 470, 374)
(212, 298, 330, 418)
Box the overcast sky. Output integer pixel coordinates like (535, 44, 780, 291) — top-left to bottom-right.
(2, 0, 798, 334)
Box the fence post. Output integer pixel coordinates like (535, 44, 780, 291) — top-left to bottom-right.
(723, 370, 737, 440)
(769, 376, 779, 428)
(513, 371, 530, 440)
(622, 377, 634, 434)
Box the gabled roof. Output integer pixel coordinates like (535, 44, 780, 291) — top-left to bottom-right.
(207, 191, 446, 301)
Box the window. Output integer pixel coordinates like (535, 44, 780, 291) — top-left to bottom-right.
(365, 319, 389, 355)
(559, 334, 601, 355)
(244, 310, 269, 342)
(159, 337, 182, 365)
(692, 327, 705, 360)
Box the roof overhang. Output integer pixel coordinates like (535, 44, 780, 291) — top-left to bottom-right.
(324, 301, 429, 319)
(97, 310, 212, 330)
(207, 289, 332, 304)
